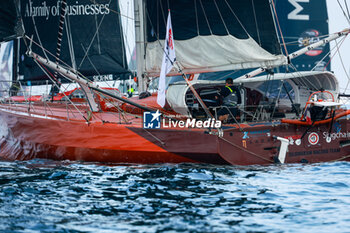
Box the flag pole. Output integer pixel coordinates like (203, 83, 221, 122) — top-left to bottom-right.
(158, 10, 214, 119)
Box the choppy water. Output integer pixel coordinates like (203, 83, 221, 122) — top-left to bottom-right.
(1, 160, 350, 233)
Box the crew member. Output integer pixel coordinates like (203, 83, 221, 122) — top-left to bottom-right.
(217, 78, 241, 122)
(127, 87, 135, 97)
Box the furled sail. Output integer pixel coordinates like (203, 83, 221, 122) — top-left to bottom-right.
(0, 0, 23, 43)
(144, 0, 287, 76)
(19, 0, 133, 83)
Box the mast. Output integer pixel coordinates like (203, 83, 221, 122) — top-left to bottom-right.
(54, 0, 67, 81)
(134, 0, 147, 92)
(12, 38, 19, 82)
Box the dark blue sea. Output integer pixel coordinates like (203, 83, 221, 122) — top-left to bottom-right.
(1, 160, 350, 233)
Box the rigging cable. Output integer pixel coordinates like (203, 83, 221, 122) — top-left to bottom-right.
(334, 38, 350, 91)
(28, 0, 49, 61)
(83, 0, 136, 90)
(337, 0, 350, 25)
(89, 0, 134, 20)
(310, 38, 339, 72)
(270, 0, 289, 57)
(199, 0, 213, 35)
(32, 58, 89, 122)
(26, 36, 97, 91)
(322, 36, 347, 72)
(78, 0, 112, 70)
(213, 0, 230, 35)
(65, 15, 77, 70)
(223, 0, 250, 37)
(194, 0, 200, 35)
(344, 0, 350, 21)
(158, 0, 167, 30)
(288, 63, 322, 91)
(251, 0, 261, 46)
(53, 0, 68, 87)
(145, 9, 214, 119)
(270, 79, 285, 121)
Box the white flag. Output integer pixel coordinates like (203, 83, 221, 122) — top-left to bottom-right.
(157, 11, 176, 107)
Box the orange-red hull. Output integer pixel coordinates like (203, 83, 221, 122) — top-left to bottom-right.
(1, 103, 350, 165)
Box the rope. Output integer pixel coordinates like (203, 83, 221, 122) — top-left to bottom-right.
(345, 0, 350, 20)
(81, 45, 101, 76)
(78, 0, 112, 70)
(270, 79, 285, 121)
(25, 36, 90, 84)
(223, 0, 250, 37)
(334, 37, 350, 91)
(33, 58, 89, 122)
(55, 0, 67, 66)
(142, 128, 166, 145)
(199, 0, 213, 35)
(89, 0, 134, 20)
(219, 136, 274, 163)
(271, 0, 289, 56)
(288, 63, 320, 91)
(337, 0, 350, 25)
(329, 154, 350, 162)
(251, 0, 261, 45)
(100, 96, 130, 123)
(145, 8, 214, 119)
(54, 0, 68, 87)
(157, 1, 159, 39)
(65, 15, 77, 70)
(25, 37, 74, 73)
(311, 40, 337, 72)
(323, 35, 347, 72)
(28, 0, 49, 60)
(159, 0, 167, 29)
(213, 0, 230, 35)
(194, 0, 200, 35)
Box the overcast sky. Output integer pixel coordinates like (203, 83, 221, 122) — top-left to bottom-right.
(327, 0, 350, 93)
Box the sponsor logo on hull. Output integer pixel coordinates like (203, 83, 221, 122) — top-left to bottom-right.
(308, 132, 319, 145)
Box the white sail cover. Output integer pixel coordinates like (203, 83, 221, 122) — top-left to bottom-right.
(145, 35, 287, 76)
(143, 0, 286, 77)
